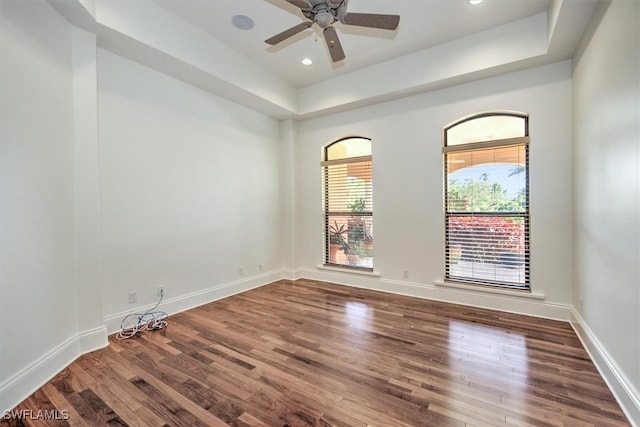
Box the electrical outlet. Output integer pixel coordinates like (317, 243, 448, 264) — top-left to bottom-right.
(239, 267, 244, 276)
(402, 269, 409, 279)
(258, 264, 263, 272)
(128, 291, 137, 304)
(158, 286, 165, 298)
(579, 297, 584, 312)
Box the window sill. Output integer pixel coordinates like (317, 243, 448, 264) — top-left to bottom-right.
(434, 279, 544, 300)
(317, 264, 381, 277)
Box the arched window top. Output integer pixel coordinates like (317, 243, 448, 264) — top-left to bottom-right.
(445, 112, 528, 147)
(325, 137, 371, 161)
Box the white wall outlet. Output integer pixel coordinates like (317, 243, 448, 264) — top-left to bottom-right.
(259, 264, 263, 272)
(579, 297, 584, 312)
(239, 267, 244, 276)
(158, 286, 165, 298)
(403, 269, 409, 279)
(128, 291, 137, 304)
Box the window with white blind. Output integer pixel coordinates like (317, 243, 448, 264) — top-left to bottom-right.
(322, 137, 373, 270)
(444, 113, 530, 289)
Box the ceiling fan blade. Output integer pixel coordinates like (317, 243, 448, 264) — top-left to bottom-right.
(285, 0, 310, 9)
(341, 12, 400, 30)
(323, 26, 345, 62)
(265, 22, 312, 45)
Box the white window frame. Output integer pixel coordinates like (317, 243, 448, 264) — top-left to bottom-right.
(443, 112, 530, 290)
(322, 137, 373, 271)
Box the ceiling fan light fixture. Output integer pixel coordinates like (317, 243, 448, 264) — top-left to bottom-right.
(302, 58, 313, 66)
(469, 0, 484, 4)
(316, 10, 335, 28)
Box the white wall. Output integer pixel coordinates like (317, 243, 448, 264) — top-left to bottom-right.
(0, 0, 79, 410)
(295, 61, 574, 315)
(572, 0, 640, 422)
(97, 50, 283, 327)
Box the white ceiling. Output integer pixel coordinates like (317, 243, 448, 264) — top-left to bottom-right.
(152, 0, 550, 88)
(49, 0, 599, 118)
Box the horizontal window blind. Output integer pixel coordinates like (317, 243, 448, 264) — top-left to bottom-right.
(445, 214, 529, 288)
(322, 160, 372, 215)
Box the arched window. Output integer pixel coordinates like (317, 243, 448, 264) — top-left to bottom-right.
(322, 137, 373, 270)
(444, 112, 529, 289)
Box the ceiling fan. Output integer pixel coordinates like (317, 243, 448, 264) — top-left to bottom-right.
(265, 0, 400, 63)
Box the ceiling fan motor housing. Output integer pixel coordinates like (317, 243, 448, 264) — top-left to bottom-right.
(326, 0, 345, 8)
(303, 0, 347, 28)
(305, 0, 345, 8)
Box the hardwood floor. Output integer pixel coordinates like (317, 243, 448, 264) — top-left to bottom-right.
(2, 279, 630, 426)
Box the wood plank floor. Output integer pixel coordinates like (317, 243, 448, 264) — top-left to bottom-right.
(2, 279, 630, 427)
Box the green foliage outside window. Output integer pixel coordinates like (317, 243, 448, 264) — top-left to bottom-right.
(447, 167, 525, 213)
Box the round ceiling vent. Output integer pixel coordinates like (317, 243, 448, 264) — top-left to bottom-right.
(232, 15, 254, 30)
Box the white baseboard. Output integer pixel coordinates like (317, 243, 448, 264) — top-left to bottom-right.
(570, 308, 640, 427)
(280, 268, 298, 281)
(0, 326, 108, 414)
(297, 267, 572, 321)
(78, 325, 109, 354)
(104, 268, 287, 334)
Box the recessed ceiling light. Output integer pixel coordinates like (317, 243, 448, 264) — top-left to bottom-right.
(302, 58, 313, 66)
(231, 15, 254, 30)
(469, 0, 484, 4)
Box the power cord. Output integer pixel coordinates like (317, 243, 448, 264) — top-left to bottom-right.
(116, 292, 168, 340)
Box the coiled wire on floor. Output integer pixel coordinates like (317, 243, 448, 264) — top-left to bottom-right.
(116, 293, 168, 340)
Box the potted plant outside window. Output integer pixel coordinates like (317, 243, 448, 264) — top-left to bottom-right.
(329, 221, 349, 263)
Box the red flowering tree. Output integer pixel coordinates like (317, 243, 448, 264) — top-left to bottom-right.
(448, 216, 524, 264)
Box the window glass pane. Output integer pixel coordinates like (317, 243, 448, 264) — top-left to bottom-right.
(327, 137, 371, 160)
(447, 145, 526, 213)
(446, 115, 526, 146)
(327, 214, 373, 269)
